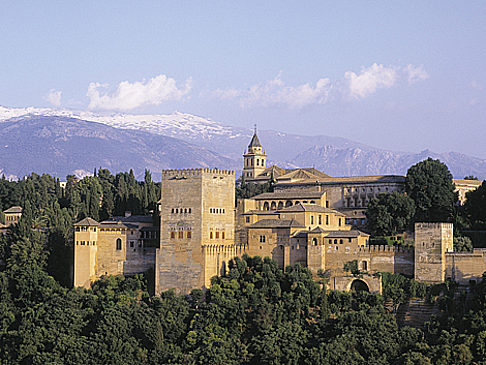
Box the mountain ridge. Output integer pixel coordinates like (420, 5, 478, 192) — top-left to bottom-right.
(0, 106, 485, 180)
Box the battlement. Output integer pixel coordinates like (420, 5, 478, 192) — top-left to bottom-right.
(415, 222, 453, 229)
(358, 245, 413, 253)
(162, 168, 235, 179)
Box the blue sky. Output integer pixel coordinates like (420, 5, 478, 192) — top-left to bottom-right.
(1, 1, 486, 157)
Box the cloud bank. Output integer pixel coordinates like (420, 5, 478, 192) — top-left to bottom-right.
(87, 74, 192, 111)
(45, 89, 62, 107)
(214, 63, 429, 108)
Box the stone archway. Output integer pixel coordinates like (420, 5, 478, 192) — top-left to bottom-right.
(350, 279, 369, 292)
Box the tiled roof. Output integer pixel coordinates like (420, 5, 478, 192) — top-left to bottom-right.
(243, 210, 279, 215)
(324, 230, 369, 238)
(277, 175, 406, 186)
(104, 215, 153, 223)
(249, 219, 305, 229)
(252, 190, 325, 200)
(3, 206, 22, 214)
(99, 220, 138, 229)
(277, 168, 330, 181)
(310, 226, 327, 233)
(278, 203, 345, 215)
(74, 217, 100, 226)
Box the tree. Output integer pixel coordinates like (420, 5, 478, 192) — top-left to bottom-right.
(464, 175, 478, 180)
(463, 181, 486, 229)
(406, 158, 457, 222)
(454, 236, 473, 252)
(366, 192, 415, 236)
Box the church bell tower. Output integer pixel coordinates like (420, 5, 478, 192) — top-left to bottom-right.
(243, 126, 267, 180)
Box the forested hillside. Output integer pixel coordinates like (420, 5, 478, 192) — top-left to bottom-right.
(2, 170, 486, 364)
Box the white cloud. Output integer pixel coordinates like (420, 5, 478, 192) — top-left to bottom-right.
(404, 64, 429, 84)
(215, 73, 332, 109)
(45, 89, 62, 107)
(87, 74, 192, 111)
(213, 63, 429, 108)
(345, 63, 397, 99)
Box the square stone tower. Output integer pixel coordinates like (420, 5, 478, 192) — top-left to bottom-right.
(414, 222, 453, 284)
(156, 168, 236, 294)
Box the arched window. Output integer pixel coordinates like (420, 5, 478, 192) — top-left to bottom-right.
(270, 202, 276, 210)
(277, 201, 283, 209)
(285, 201, 292, 207)
(116, 238, 122, 250)
(312, 238, 318, 246)
(334, 239, 338, 244)
(256, 159, 259, 166)
(263, 202, 270, 211)
(310, 200, 316, 204)
(340, 239, 343, 244)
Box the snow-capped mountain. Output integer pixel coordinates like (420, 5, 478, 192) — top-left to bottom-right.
(1, 105, 485, 180)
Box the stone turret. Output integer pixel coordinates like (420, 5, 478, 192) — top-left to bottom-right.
(414, 222, 453, 284)
(73, 217, 99, 288)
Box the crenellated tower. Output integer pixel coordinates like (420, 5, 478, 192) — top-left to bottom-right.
(243, 127, 267, 180)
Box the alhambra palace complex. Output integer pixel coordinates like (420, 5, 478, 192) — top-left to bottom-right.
(69, 132, 486, 294)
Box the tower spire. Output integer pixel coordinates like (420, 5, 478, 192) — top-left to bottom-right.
(254, 123, 257, 134)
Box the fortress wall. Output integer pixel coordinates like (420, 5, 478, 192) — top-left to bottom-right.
(97, 230, 127, 277)
(446, 250, 486, 284)
(123, 247, 157, 276)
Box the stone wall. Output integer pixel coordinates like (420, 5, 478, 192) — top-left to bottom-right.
(156, 168, 235, 294)
(446, 249, 486, 284)
(414, 222, 453, 284)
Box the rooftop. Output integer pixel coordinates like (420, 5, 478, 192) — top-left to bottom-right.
(252, 190, 325, 200)
(3, 206, 22, 214)
(249, 219, 305, 229)
(248, 132, 262, 148)
(74, 217, 100, 226)
(278, 203, 346, 216)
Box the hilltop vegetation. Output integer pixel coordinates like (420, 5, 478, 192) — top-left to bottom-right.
(1, 165, 486, 364)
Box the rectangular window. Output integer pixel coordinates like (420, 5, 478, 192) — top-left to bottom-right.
(259, 235, 266, 243)
(216, 231, 220, 239)
(326, 215, 329, 225)
(339, 218, 342, 226)
(318, 215, 322, 225)
(310, 216, 314, 224)
(187, 231, 192, 239)
(246, 216, 250, 223)
(326, 201, 329, 208)
(170, 232, 175, 239)
(178, 231, 183, 239)
(222, 232, 225, 239)
(210, 232, 213, 239)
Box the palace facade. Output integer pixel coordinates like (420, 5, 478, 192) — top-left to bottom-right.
(72, 132, 486, 294)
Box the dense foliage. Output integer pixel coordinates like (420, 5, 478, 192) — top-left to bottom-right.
(462, 181, 486, 230)
(0, 170, 159, 286)
(405, 158, 457, 223)
(2, 206, 486, 364)
(365, 192, 416, 236)
(235, 177, 274, 200)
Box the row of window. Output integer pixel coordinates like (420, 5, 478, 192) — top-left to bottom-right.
(76, 227, 97, 232)
(245, 158, 265, 167)
(5, 216, 19, 221)
(209, 231, 226, 239)
(345, 218, 367, 225)
(75, 241, 96, 245)
(209, 208, 226, 214)
(346, 187, 390, 193)
(171, 208, 192, 214)
(170, 231, 192, 239)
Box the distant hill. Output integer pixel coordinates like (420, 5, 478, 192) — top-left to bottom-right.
(1, 106, 485, 180)
(0, 115, 237, 179)
(290, 146, 486, 179)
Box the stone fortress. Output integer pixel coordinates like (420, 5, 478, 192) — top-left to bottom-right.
(72, 131, 486, 294)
